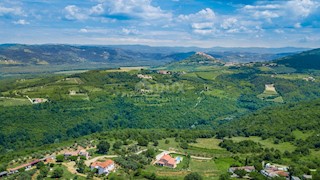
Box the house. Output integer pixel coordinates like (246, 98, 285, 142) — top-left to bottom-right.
(261, 163, 289, 178)
(79, 150, 90, 159)
(137, 74, 153, 79)
(64, 149, 90, 159)
(155, 153, 180, 168)
(8, 163, 31, 173)
(90, 159, 115, 175)
(302, 174, 312, 179)
(228, 166, 255, 174)
(157, 70, 171, 75)
(69, 90, 77, 95)
(64, 151, 79, 157)
(0, 171, 7, 177)
(303, 76, 315, 82)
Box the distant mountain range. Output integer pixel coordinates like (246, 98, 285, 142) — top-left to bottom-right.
(0, 44, 310, 66)
(274, 48, 320, 70)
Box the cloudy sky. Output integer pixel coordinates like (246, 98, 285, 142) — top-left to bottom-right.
(1, 0, 320, 47)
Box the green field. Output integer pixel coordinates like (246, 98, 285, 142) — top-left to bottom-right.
(292, 130, 314, 140)
(189, 138, 223, 150)
(0, 97, 31, 106)
(229, 136, 296, 152)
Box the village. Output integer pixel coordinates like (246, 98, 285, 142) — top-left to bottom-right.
(0, 140, 314, 180)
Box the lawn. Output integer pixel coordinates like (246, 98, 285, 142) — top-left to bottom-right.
(292, 130, 314, 140)
(0, 97, 31, 106)
(157, 138, 181, 151)
(45, 164, 86, 180)
(189, 159, 220, 179)
(189, 138, 223, 150)
(229, 136, 296, 152)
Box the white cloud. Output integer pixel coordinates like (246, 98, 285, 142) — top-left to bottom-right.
(79, 28, 88, 33)
(13, 19, 29, 25)
(191, 22, 214, 29)
(294, 22, 302, 28)
(221, 18, 238, 30)
(122, 28, 139, 35)
(89, 0, 172, 20)
(64, 5, 87, 20)
(178, 8, 215, 22)
(0, 6, 23, 16)
(287, 0, 319, 18)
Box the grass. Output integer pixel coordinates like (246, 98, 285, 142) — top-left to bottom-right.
(292, 130, 314, 140)
(189, 138, 223, 150)
(45, 164, 86, 180)
(0, 97, 31, 106)
(229, 136, 296, 152)
(157, 138, 181, 151)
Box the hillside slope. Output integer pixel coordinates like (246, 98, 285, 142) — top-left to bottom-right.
(0, 44, 167, 65)
(219, 99, 320, 147)
(274, 48, 320, 70)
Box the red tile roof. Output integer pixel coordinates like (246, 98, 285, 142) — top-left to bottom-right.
(91, 159, 114, 169)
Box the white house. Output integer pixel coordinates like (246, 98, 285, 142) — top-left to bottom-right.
(90, 159, 115, 175)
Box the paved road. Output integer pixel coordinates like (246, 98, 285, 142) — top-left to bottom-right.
(158, 149, 212, 160)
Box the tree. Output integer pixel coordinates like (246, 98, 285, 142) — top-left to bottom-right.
(234, 169, 247, 178)
(52, 168, 64, 178)
(77, 160, 86, 173)
(153, 140, 159, 146)
(36, 161, 45, 169)
(97, 141, 110, 154)
(165, 139, 170, 144)
(180, 142, 189, 149)
(137, 138, 148, 146)
(184, 172, 203, 180)
(254, 162, 263, 172)
(145, 148, 155, 158)
(39, 166, 49, 177)
(56, 154, 64, 162)
(113, 141, 122, 150)
(219, 173, 230, 180)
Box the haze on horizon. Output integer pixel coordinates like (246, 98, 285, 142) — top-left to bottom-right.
(1, 0, 320, 48)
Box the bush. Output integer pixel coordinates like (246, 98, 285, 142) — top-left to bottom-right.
(184, 172, 202, 180)
(52, 168, 64, 178)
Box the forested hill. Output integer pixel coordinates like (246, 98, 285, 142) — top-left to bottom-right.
(274, 48, 320, 71)
(218, 99, 320, 148)
(0, 44, 167, 65)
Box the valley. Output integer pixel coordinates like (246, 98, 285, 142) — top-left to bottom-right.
(0, 48, 320, 179)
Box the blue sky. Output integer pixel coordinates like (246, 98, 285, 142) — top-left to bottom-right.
(1, 0, 320, 47)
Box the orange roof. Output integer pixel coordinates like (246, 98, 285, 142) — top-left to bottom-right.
(91, 159, 114, 169)
(160, 154, 176, 165)
(276, 171, 289, 177)
(161, 154, 173, 161)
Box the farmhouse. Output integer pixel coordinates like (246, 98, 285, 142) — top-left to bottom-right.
(90, 159, 115, 175)
(64, 149, 90, 159)
(265, 84, 276, 92)
(228, 166, 255, 174)
(8, 159, 40, 173)
(137, 74, 152, 79)
(155, 152, 182, 168)
(261, 163, 289, 178)
(0, 171, 8, 177)
(157, 70, 171, 75)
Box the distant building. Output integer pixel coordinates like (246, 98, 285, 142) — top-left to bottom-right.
(155, 152, 182, 168)
(157, 70, 171, 75)
(303, 76, 315, 82)
(0, 171, 8, 177)
(69, 90, 77, 95)
(228, 166, 255, 174)
(90, 159, 115, 175)
(137, 74, 153, 79)
(64, 149, 90, 159)
(261, 163, 289, 178)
